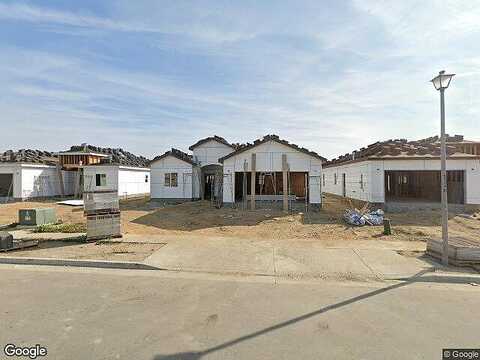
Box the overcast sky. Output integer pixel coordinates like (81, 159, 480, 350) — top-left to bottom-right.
(1, 0, 479, 159)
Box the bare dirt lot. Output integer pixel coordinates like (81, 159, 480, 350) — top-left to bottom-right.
(1, 195, 479, 246)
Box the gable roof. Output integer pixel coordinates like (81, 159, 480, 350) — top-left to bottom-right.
(0, 149, 58, 166)
(219, 134, 327, 163)
(188, 135, 234, 151)
(61, 145, 150, 168)
(150, 148, 197, 166)
(324, 134, 480, 167)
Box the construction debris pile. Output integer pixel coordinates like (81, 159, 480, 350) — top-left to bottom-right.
(344, 203, 384, 226)
(68, 145, 150, 167)
(0, 149, 58, 165)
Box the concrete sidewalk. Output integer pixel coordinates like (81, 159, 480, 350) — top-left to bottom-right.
(144, 237, 459, 281)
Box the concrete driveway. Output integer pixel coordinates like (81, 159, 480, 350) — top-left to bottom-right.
(144, 237, 451, 281)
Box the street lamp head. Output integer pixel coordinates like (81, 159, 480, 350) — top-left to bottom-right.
(431, 70, 455, 91)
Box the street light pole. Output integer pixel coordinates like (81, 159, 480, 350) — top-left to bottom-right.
(431, 70, 455, 266)
(439, 87, 449, 266)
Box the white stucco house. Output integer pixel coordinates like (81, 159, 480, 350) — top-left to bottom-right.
(83, 164, 150, 197)
(322, 135, 480, 211)
(150, 135, 326, 210)
(0, 150, 75, 201)
(150, 136, 234, 202)
(190, 136, 235, 200)
(150, 148, 201, 201)
(74, 145, 150, 198)
(219, 135, 326, 209)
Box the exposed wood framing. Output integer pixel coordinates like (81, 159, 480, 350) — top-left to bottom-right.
(250, 153, 256, 210)
(282, 154, 288, 212)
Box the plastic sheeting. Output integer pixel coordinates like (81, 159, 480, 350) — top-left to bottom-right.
(344, 209, 384, 226)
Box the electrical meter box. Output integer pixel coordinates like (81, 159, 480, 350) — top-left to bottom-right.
(19, 208, 57, 226)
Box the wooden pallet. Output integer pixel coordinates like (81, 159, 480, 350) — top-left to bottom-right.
(427, 237, 480, 266)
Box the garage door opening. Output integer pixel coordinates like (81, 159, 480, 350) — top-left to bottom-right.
(0, 173, 13, 197)
(385, 170, 464, 204)
(234, 172, 308, 202)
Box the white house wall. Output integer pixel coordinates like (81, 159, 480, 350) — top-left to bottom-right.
(192, 166, 201, 198)
(465, 160, 480, 204)
(118, 167, 150, 197)
(192, 140, 233, 166)
(62, 171, 75, 195)
(150, 156, 196, 199)
(322, 162, 372, 202)
(222, 141, 323, 204)
(323, 158, 480, 205)
(83, 165, 119, 193)
(21, 164, 75, 199)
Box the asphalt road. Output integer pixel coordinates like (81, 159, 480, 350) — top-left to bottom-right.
(0, 265, 479, 360)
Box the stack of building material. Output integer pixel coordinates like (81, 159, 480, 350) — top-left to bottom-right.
(84, 190, 121, 240)
(67, 145, 150, 167)
(325, 134, 476, 166)
(0, 149, 58, 165)
(427, 237, 480, 266)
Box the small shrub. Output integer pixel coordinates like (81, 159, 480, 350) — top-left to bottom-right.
(34, 223, 86, 233)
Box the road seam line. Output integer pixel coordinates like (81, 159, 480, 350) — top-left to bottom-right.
(273, 245, 277, 285)
(352, 248, 382, 281)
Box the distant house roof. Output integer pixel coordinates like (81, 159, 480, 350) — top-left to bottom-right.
(0, 149, 58, 166)
(219, 134, 327, 163)
(62, 145, 150, 168)
(150, 148, 197, 166)
(324, 134, 480, 167)
(188, 135, 234, 151)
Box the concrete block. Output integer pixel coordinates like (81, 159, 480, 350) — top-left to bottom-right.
(86, 213, 121, 240)
(0, 232, 14, 250)
(84, 191, 119, 214)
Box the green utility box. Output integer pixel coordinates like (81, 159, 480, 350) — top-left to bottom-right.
(19, 208, 57, 226)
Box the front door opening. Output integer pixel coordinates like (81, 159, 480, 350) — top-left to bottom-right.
(204, 174, 215, 200)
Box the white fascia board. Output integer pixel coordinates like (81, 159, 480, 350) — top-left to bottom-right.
(19, 163, 56, 169)
(118, 166, 151, 171)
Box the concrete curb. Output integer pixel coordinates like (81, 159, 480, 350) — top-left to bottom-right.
(0, 256, 163, 270)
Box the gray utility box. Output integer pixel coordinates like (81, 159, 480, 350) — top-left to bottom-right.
(19, 208, 57, 226)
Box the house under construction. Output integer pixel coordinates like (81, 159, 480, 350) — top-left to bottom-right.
(0, 149, 75, 201)
(59, 144, 151, 198)
(322, 135, 480, 211)
(0, 144, 151, 202)
(150, 135, 326, 210)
